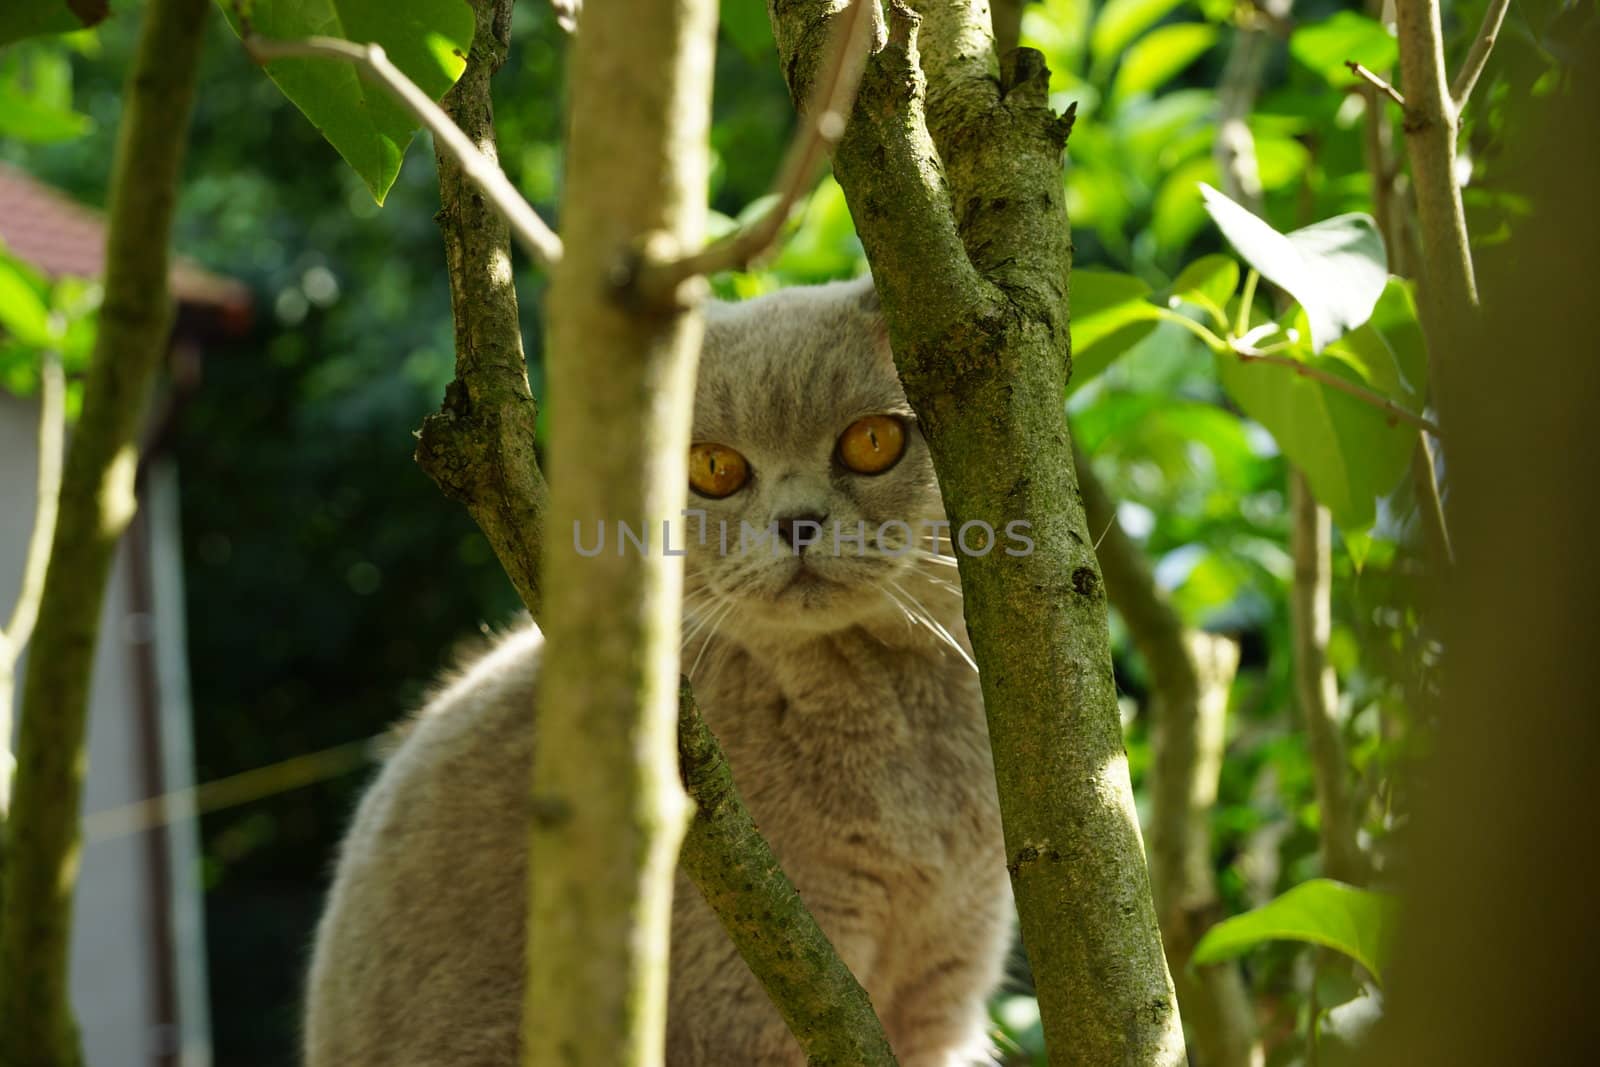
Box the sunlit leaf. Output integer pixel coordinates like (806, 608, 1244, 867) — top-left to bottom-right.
(1070, 270, 1163, 387)
(1110, 23, 1218, 104)
(1216, 280, 1424, 530)
(0, 254, 55, 348)
(1169, 253, 1237, 328)
(1091, 0, 1187, 71)
(218, 0, 475, 203)
(1200, 183, 1387, 351)
(1290, 11, 1398, 85)
(1192, 879, 1400, 984)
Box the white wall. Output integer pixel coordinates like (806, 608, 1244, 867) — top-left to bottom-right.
(1, 389, 210, 1067)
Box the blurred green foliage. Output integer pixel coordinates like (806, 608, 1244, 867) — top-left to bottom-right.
(0, 0, 1578, 1062)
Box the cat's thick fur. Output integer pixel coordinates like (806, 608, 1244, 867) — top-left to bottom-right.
(303, 279, 1011, 1066)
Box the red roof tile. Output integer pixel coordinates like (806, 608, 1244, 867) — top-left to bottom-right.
(0, 162, 253, 315)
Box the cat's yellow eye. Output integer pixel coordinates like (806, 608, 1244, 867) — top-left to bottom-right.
(837, 415, 906, 475)
(689, 443, 750, 498)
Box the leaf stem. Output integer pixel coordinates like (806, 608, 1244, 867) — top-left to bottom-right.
(240, 33, 564, 269)
(1228, 340, 1443, 435)
(1236, 268, 1259, 337)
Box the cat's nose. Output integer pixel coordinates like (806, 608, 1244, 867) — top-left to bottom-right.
(775, 511, 829, 554)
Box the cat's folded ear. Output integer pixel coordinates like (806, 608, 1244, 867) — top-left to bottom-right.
(842, 273, 891, 356)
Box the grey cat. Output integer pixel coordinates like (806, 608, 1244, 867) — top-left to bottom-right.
(303, 278, 1011, 1066)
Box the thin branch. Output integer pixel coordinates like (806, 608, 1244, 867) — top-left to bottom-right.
(2, 351, 64, 654)
(240, 33, 564, 269)
(1289, 473, 1369, 887)
(415, 0, 551, 620)
(677, 681, 898, 1066)
(1411, 429, 1454, 566)
(633, 0, 874, 303)
(1230, 341, 1444, 436)
(1346, 60, 1407, 108)
(1450, 0, 1512, 110)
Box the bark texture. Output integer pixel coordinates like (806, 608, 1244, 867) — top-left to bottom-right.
(771, 2, 1185, 1061)
(416, 0, 551, 618)
(1079, 459, 1261, 1067)
(676, 682, 897, 1067)
(0, 0, 210, 1063)
(522, 0, 714, 1061)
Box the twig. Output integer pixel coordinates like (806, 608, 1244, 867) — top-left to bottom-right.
(241, 33, 564, 269)
(1347, 60, 1406, 108)
(1230, 341, 1444, 436)
(1451, 0, 1511, 110)
(632, 0, 874, 303)
(1, 351, 64, 655)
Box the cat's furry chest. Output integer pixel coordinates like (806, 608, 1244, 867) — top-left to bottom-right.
(691, 629, 1007, 953)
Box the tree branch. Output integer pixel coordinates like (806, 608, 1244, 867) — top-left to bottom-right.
(635, 0, 875, 304)
(1346, 60, 1406, 108)
(522, 0, 713, 1059)
(1289, 472, 1368, 886)
(413, 0, 551, 619)
(1078, 455, 1261, 1067)
(1395, 0, 1479, 434)
(1450, 0, 1511, 110)
(0, 1, 211, 1063)
(677, 681, 898, 1066)
(240, 32, 564, 269)
(771, 2, 1186, 1061)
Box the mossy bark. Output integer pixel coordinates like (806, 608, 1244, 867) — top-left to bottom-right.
(771, 2, 1185, 1061)
(0, 1, 210, 1063)
(521, 0, 714, 1062)
(416, 0, 551, 619)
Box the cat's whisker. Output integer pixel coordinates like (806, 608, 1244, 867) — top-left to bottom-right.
(687, 600, 738, 681)
(888, 578, 978, 674)
(876, 585, 919, 636)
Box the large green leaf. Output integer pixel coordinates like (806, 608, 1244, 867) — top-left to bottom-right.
(1290, 11, 1398, 85)
(1192, 879, 1400, 984)
(1070, 269, 1163, 387)
(1110, 22, 1218, 104)
(1201, 183, 1387, 351)
(220, 0, 475, 203)
(1216, 278, 1424, 530)
(1, 2, 96, 46)
(1090, 0, 1187, 70)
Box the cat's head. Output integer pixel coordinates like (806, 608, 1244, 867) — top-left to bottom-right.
(683, 277, 953, 639)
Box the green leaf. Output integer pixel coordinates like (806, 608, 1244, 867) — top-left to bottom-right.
(0, 254, 55, 348)
(1192, 879, 1400, 984)
(1290, 11, 1398, 85)
(1091, 0, 1187, 71)
(0, 80, 93, 142)
(0, 2, 94, 46)
(1216, 282, 1424, 529)
(1200, 183, 1387, 351)
(719, 0, 774, 62)
(1070, 270, 1163, 386)
(1169, 253, 1237, 329)
(1110, 23, 1218, 104)
(219, 0, 475, 203)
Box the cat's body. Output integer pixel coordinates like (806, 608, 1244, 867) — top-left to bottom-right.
(304, 280, 1011, 1066)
